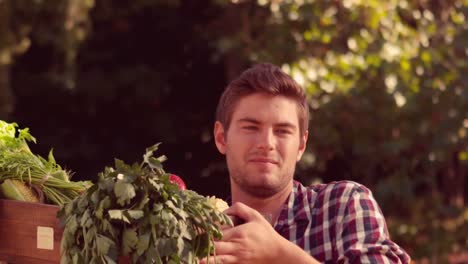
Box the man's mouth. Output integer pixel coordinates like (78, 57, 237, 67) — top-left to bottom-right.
(249, 158, 278, 165)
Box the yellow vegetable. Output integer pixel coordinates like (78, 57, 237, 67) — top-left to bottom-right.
(0, 179, 39, 203)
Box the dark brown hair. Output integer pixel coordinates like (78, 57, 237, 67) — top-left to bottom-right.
(215, 63, 309, 135)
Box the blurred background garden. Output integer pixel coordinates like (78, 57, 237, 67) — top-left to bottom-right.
(0, 0, 467, 263)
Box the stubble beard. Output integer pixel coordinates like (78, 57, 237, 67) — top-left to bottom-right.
(230, 169, 291, 199)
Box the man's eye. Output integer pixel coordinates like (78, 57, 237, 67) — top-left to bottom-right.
(243, 126, 257, 130)
(276, 129, 291, 135)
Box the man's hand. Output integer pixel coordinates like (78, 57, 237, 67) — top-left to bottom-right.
(199, 202, 319, 264)
(200, 202, 281, 264)
(200, 203, 319, 264)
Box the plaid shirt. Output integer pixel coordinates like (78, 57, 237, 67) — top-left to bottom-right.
(273, 180, 411, 264)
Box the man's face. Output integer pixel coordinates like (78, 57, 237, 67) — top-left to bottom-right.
(214, 93, 308, 198)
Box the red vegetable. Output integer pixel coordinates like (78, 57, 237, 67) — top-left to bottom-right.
(169, 174, 186, 190)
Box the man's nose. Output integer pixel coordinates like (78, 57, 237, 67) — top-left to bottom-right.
(256, 128, 275, 150)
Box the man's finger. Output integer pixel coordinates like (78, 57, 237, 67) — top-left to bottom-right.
(224, 202, 262, 223)
(213, 241, 236, 255)
(218, 223, 233, 231)
(199, 254, 237, 264)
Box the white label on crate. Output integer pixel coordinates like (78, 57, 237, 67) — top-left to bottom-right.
(37, 226, 54, 250)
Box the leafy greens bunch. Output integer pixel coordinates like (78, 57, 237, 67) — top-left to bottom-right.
(58, 144, 232, 264)
(0, 120, 91, 205)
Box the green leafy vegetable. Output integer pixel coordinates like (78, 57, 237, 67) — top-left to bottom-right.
(58, 144, 232, 263)
(0, 120, 91, 205)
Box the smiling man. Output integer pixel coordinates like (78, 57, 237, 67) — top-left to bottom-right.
(221, 93, 304, 200)
(202, 63, 410, 264)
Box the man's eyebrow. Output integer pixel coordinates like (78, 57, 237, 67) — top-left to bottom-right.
(276, 122, 296, 129)
(237, 118, 261, 124)
(237, 118, 296, 129)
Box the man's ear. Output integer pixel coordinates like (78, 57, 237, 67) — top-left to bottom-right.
(214, 121, 227, 154)
(296, 130, 308, 161)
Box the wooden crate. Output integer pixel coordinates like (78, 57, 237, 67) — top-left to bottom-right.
(0, 199, 62, 264)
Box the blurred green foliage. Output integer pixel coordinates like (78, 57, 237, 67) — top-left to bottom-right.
(1, 0, 467, 262)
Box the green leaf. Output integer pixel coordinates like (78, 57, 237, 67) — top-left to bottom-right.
(64, 201, 75, 215)
(95, 196, 111, 219)
(136, 232, 151, 256)
(67, 215, 78, 234)
(143, 143, 161, 165)
(147, 157, 163, 170)
(108, 210, 129, 223)
(84, 226, 96, 244)
(146, 143, 161, 153)
(96, 235, 115, 256)
(47, 149, 57, 165)
(108, 209, 121, 219)
(90, 190, 100, 206)
(148, 178, 163, 191)
(156, 238, 176, 257)
(126, 210, 144, 220)
(176, 237, 185, 255)
(80, 210, 92, 228)
(98, 178, 115, 193)
(77, 196, 89, 210)
(122, 228, 138, 256)
(114, 180, 136, 206)
(114, 159, 128, 171)
(157, 155, 167, 163)
(179, 221, 191, 240)
(136, 195, 150, 210)
(145, 245, 160, 263)
(102, 219, 117, 239)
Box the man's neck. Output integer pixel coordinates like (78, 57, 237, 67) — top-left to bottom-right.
(231, 181, 293, 224)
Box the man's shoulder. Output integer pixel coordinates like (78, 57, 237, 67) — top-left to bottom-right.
(299, 180, 370, 195)
(294, 180, 373, 207)
(281, 180, 378, 228)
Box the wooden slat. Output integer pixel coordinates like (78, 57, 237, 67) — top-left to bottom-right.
(0, 254, 58, 264)
(0, 199, 62, 264)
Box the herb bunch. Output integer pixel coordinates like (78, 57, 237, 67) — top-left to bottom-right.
(58, 144, 232, 264)
(0, 120, 91, 205)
